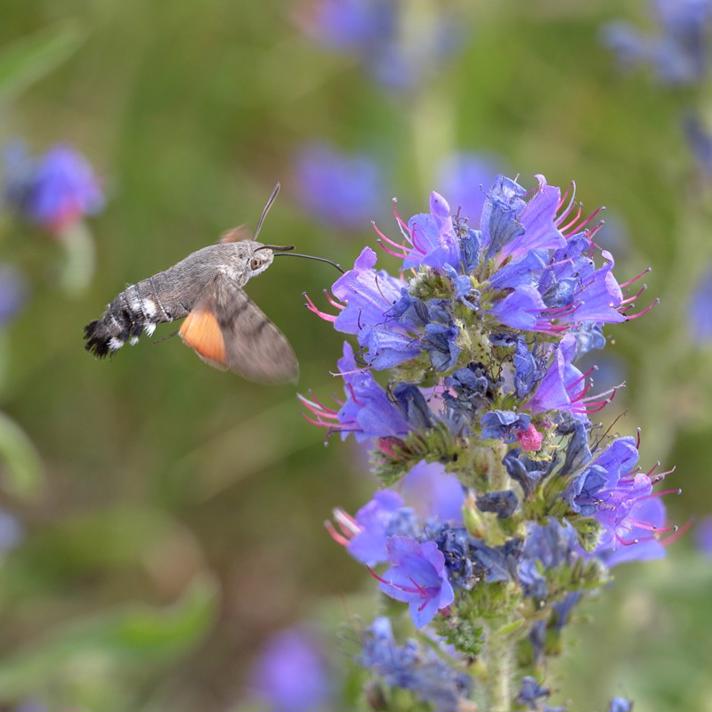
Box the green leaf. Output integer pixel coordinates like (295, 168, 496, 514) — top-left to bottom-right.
(0, 410, 44, 500)
(0, 22, 84, 102)
(0, 574, 218, 698)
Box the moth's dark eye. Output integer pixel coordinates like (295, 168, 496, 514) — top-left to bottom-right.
(250, 257, 261, 270)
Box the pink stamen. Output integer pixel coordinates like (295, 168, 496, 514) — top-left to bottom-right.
(624, 297, 660, 320)
(621, 283, 648, 305)
(391, 199, 413, 243)
(651, 465, 676, 483)
(304, 292, 337, 322)
(378, 240, 407, 258)
(324, 290, 345, 310)
(660, 519, 693, 546)
(556, 180, 577, 221)
(325, 520, 351, 547)
(558, 203, 583, 232)
(620, 266, 652, 289)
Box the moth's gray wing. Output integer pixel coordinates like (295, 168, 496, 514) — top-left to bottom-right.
(179, 273, 299, 384)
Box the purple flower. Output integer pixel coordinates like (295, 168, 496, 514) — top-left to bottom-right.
(437, 153, 500, 226)
(378, 536, 454, 628)
(402, 192, 460, 271)
(578, 436, 674, 567)
(299, 341, 411, 442)
(527, 336, 589, 418)
(400, 461, 464, 523)
(329, 490, 418, 566)
(294, 143, 383, 230)
(496, 175, 566, 263)
(688, 267, 712, 342)
(250, 627, 331, 712)
(0, 265, 27, 327)
(695, 515, 712, 556)
(3, 143, 103, 233)
(361, 617, 472, 712)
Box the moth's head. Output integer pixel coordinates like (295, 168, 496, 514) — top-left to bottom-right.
(244, 240, 275, 277)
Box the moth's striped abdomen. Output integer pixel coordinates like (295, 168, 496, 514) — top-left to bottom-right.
(84, 278, 180, 357)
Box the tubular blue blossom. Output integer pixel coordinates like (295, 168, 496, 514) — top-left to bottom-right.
(3, 143, 103, 233)
(377, 536, 455, 628)
(327, 489, 418, 566)
(361, 617, 473, 711)
(250, 627, 331, 712)
(608, 698, 634, 712)
(299, 342, 412, 442)
(294, 143, 383, 230)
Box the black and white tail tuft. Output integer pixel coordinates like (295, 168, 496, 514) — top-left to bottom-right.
(84, 308, 143, 357)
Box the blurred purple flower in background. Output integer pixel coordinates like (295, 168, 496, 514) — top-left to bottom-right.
(0, 265, 27, 327)
(688, 268, 712, 343)
(695, 515, 712, 556)
(298, 0, 461, 90)
(603, 0, 712, 85)
(436, 153, 500, 227)
(250, 627, 331, 712)
(2, 142, 104, 234)
(294, 143, 383, 231)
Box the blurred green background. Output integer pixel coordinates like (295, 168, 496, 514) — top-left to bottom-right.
(1, 1, 711, 711)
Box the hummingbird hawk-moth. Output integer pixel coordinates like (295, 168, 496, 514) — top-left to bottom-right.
(83, 183, 343, 383)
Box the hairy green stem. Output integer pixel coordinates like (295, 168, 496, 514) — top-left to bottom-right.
(485, 626, 513, 712)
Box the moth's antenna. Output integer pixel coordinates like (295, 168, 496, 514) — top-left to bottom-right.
(254, 182, 281, 240)
(255, 243, 345, 273)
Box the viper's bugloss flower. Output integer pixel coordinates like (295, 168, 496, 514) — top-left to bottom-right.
(328, 489, 418, 566)
(603, 0, 712, 85)
(3, 143, 103, 234)
(569, 436, 679, 566)
(689, 267, 712, 342)
(250, 628, 331, 712)
(361, 617, 472, 711)
(294, 143, 383, 230)
(307, 170, 674, 696)
(297, 0, 460, 90)
(376, 536, 454, 627)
